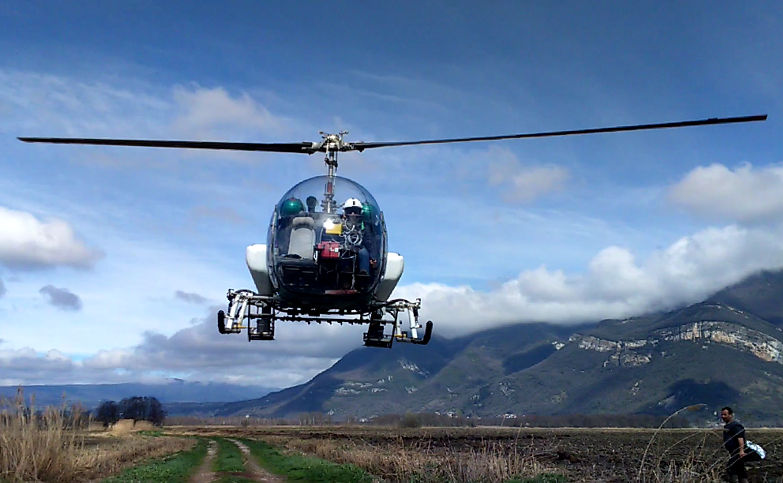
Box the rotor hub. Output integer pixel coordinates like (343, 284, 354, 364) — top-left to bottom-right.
(319, 131, 352, 153)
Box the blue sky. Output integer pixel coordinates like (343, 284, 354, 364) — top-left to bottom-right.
(0, 1, 781, 389)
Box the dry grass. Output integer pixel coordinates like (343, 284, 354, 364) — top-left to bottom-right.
(637, 430, 725, 482)
(634, 404, 723, 482)
(0, 390, 88, 481)
(0, 389, 193, 481)
(264, 432, 559, 482)
(77, 432, 195, 480)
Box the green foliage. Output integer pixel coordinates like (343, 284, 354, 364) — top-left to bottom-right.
(103, 438, 207, 483)
(213, 438, 245, 474)
(243, 438, 374, 482)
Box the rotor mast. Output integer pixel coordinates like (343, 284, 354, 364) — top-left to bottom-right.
(319, 131, 349, 214)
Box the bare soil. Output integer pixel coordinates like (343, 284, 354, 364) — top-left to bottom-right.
(189, 439, 217, 483)
(228, 438, 285, 482)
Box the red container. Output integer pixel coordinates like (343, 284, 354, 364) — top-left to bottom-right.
(317, 241, 341, 259)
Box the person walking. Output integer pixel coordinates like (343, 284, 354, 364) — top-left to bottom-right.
(721, 406, 749, 483)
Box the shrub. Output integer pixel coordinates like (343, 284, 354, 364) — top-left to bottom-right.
(399, 412, 422, 428)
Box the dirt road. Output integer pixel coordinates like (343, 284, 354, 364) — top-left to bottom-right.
(189, 438, 283, 483)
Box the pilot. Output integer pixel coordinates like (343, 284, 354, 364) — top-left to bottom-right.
(343, 197, 363, 220)
(306, 195, 318, 213)
(342, 198, 370, 275)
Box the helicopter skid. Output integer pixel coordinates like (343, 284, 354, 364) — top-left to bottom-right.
(218, 289, 432, 347)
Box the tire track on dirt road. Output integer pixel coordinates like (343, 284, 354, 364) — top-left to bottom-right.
(228, 438, 284, 482)
(189, 439, 217, 483)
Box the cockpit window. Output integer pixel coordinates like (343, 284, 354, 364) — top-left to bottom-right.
(274, 175, 381, 221)
(270, 176, 386, 291)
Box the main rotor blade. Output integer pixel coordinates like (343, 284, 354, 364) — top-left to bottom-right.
(17, 137, 320, 154)
(19, 114, 767, 154)
(350, 114, 767, 151)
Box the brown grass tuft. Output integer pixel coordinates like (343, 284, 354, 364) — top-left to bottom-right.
(1, 389, 193, 481)
(274, 433, 558, 482)
(0, 389, 88, 481)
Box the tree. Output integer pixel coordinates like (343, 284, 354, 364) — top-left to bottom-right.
(95, 400, 119, 428)
(117, 396, 165, 426)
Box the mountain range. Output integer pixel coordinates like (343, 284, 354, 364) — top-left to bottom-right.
(196, 270, 783, 425)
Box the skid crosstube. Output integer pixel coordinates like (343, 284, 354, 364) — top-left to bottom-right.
(217, 290, 433, 348)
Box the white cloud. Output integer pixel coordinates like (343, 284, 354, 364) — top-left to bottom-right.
(0, 206, 102, 270)
(396, 224, 783, 336)
(504, 165, 569, 203)
(487, 146, 569, 202)
(171, 86, 292, 141)
(669, 163, 783, 223)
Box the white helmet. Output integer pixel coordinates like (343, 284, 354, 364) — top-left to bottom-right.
(343, 198, 363, 210)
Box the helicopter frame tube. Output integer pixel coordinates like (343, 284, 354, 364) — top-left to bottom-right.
(218, 289, 432, 347)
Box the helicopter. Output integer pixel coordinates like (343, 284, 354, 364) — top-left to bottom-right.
(19, 114, 766, 348)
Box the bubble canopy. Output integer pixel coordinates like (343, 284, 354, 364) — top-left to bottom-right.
(276, 175, 382, 219)
(268, 175, 387, 300)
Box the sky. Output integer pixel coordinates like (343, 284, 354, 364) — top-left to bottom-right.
(0, 1, 781, 390)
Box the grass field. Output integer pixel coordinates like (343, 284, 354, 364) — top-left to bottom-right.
(169, 425, 783, 482)
(4, 404, 783, 482)
(103, 438, 208, 483)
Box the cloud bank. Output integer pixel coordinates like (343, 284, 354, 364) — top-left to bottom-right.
(397, 223, 783, 337)
(0, 307, 359, 387)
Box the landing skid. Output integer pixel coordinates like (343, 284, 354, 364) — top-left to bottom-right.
(218, 290, 433, 347)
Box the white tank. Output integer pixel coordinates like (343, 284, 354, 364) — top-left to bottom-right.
(375, 252, 404, 302)
(246, 244, 273, 295)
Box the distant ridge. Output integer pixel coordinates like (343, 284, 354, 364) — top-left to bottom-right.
(0, 381, 274, 409)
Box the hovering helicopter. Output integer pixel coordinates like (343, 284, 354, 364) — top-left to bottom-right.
(19, 114, 766, 348)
